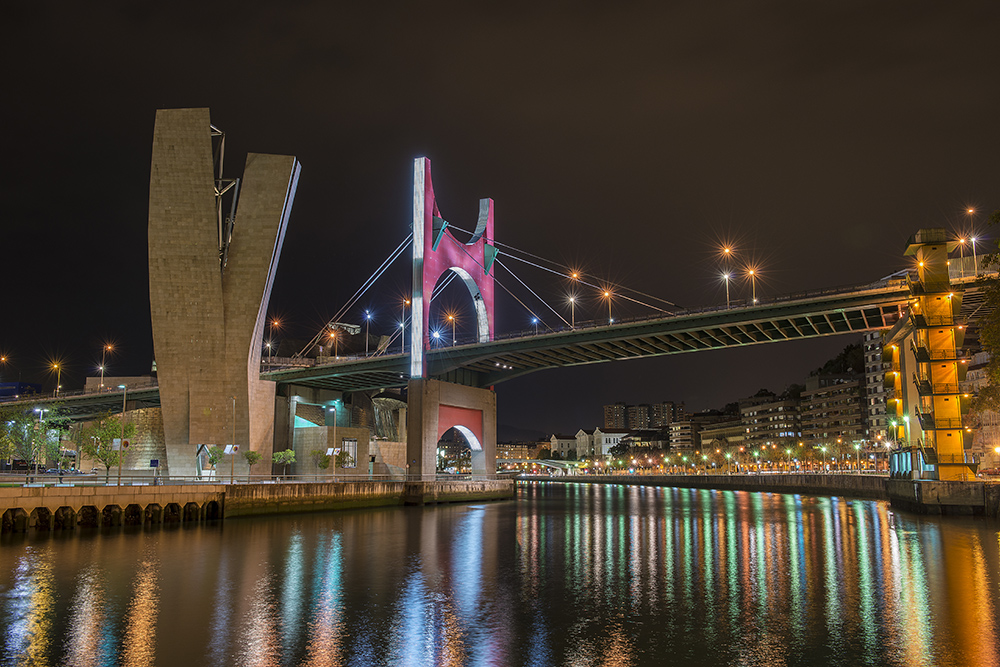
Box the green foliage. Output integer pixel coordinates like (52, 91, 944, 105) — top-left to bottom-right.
(72, 411, 136, 477)
(207, 445, 225, 469)
(565, 449, 577, 461)
(810, 343, 864, 377)
(536, 447, 552, 460)
(3, 404, 71, 468)
(273, 448, 296, 475)
(334, 450, 355, 468)
(310, 449, 331, 470)
(970, 209, 1000, 414)
(609, 441, 630, 458)
(243, 449, 262, 473)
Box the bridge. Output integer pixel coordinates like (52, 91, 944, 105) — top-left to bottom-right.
(2, 110, 985, 484)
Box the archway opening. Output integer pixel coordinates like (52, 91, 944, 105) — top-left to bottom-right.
(436, 425, 486, 477)
(428, 267, 490, 348)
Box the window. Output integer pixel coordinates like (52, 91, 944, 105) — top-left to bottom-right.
(339, 438, 358, 468)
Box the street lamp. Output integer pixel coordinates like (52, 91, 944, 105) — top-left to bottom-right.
(971, 236, 979, 276)
(820, 446, 828, 472)
(531, 317, 538, 335)
(329, 330, 339, 359)
(603, 290, 613, 324)
(958, 237, 967, 278)
(722, 273, 731, 309)
(568, 296, 576, 329)
(52, 363, 61, 397)
(117, 384, 127, 485)
(447, 313, 456, 345)
(100, 344, 113, 391)
(365, 310, 372, 355)
(32, 408, 48, 483)
(747, 268, 757, 304)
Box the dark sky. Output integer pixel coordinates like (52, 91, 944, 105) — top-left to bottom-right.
(3, 1, 998, 436)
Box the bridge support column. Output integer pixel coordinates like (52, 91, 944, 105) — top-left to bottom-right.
(406, 379, 496, 480)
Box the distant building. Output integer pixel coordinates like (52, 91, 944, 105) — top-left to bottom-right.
(670, 411, 728, 450)
(549, 434, 578, 458)
(620, 429, 671, 450)
(698, 418, 745, 451)
(739, 391, 801, 449)
(862, 331, 891, 441)
(627, 404, 651, 430)
(576, 428, 629, 457)
(498, 442, 543, 460)
(603, 402, 627, 430)
(651, 401, 685, 427)
(800, 375, 866, 446)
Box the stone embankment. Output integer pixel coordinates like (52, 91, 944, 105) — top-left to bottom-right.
(0, 479, 515, 533)
(525, 474, 1000, 518)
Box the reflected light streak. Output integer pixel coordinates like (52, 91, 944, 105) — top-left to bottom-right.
(5, 549, 55, 667)
(65, 566, 109, 667)
(121, 559, 160, 667)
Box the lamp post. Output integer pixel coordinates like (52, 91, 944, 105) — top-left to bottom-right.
(569, 297, 576, 329)
(971, 236, 979, 276)
(723, 273, 731, 309)
(747, 269, 757, 304)
(603, 290, 613, 324)
(958, 237, 966, 278)
(32, 408, 48, 483)
(820, 446, 828, 472)
(531, 317, 538, 335)
(117, 384, 127, 486)
(229, 396, 237, 483)
(52, 363, 61, 397)
(365, 311, 372, 356)
(100, 344, 113, 391)
(448, 313, 456, 345)
(399, 321, 406, 354)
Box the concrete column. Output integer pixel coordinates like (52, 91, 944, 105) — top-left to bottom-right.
(407, 378, 496, 480)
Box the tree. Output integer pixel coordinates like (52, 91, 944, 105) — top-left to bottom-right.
(72, 411, 136, 482)
(335, 450, 355, 469)
(207, 445, 225, 474)
(566, 449, 577, 461)
(310, 449, 331, 471)
(4, 404, 72, 481)
(609, 440, 630, 458)
(243, 450, 262, 479)
(273, 448, 296, 476)
(971, 210, 1000, 413)
(537, 447, 552, 460)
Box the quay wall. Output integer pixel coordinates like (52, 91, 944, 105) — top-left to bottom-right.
(528, 475, 1000, 518)
(0, 479, 516, 532)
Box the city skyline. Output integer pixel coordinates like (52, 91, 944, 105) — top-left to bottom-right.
(3, 3, 998, 435)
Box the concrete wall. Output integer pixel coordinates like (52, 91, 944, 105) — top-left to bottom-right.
(407, 378, 497, 479)
(147, 107, 299, 476)
(291, 425, 370, 476)
(538, 474, 889, 500)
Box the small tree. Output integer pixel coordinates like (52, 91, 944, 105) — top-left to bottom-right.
(273, 449, 296, 476)
(335, 450, 355, 469)
(72, 411, 135, 483)
(207, 446, 225, 475)
(537, 447, 552, 460)
(310, 449, 331, 471)
(243, 450, 262, 480)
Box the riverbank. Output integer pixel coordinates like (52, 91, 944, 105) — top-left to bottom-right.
(0, 478, 516, 532)
(523, 474, 1000, 518)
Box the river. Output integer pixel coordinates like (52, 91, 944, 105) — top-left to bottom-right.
(1, 481, 999, 666)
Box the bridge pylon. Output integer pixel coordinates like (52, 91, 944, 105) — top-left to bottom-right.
(407, 158, 498, 477)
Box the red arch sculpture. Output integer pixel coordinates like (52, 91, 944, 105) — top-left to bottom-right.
(410, 157, 496, 378)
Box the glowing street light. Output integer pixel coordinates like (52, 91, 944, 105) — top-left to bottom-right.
(100, 344, 113, 391)
(365, 310, 372, 356)
(328, 330, 339, 359)
(603, 290, 613, 324)
(399, 321, 406, 354)
(447, 312, 456, 346)
(52, 362, 61, 397)
(531, 317, 538, 335)
(972, 236, 979, 276)
(722, 273, 731, 309)
(568, 296, 576, 328)
(747, 268, 757, 304)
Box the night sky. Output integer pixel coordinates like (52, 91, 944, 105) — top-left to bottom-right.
(3, 2, 998, 437)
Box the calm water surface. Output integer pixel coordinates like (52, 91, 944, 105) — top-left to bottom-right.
(2, 482, 1000, 666)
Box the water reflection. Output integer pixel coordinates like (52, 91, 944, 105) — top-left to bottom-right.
(0, 483, 998, 666)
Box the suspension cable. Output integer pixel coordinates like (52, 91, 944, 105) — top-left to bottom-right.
(295, 233, 412, 357)
(495, 258, 570, 328)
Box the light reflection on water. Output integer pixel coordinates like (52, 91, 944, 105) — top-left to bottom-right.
(0, 483, 998, 666)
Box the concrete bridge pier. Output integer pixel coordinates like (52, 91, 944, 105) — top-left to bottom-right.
(406, 378, 496, 479)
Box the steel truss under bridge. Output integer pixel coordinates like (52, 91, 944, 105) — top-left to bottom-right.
(265, 278, 912, 393)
